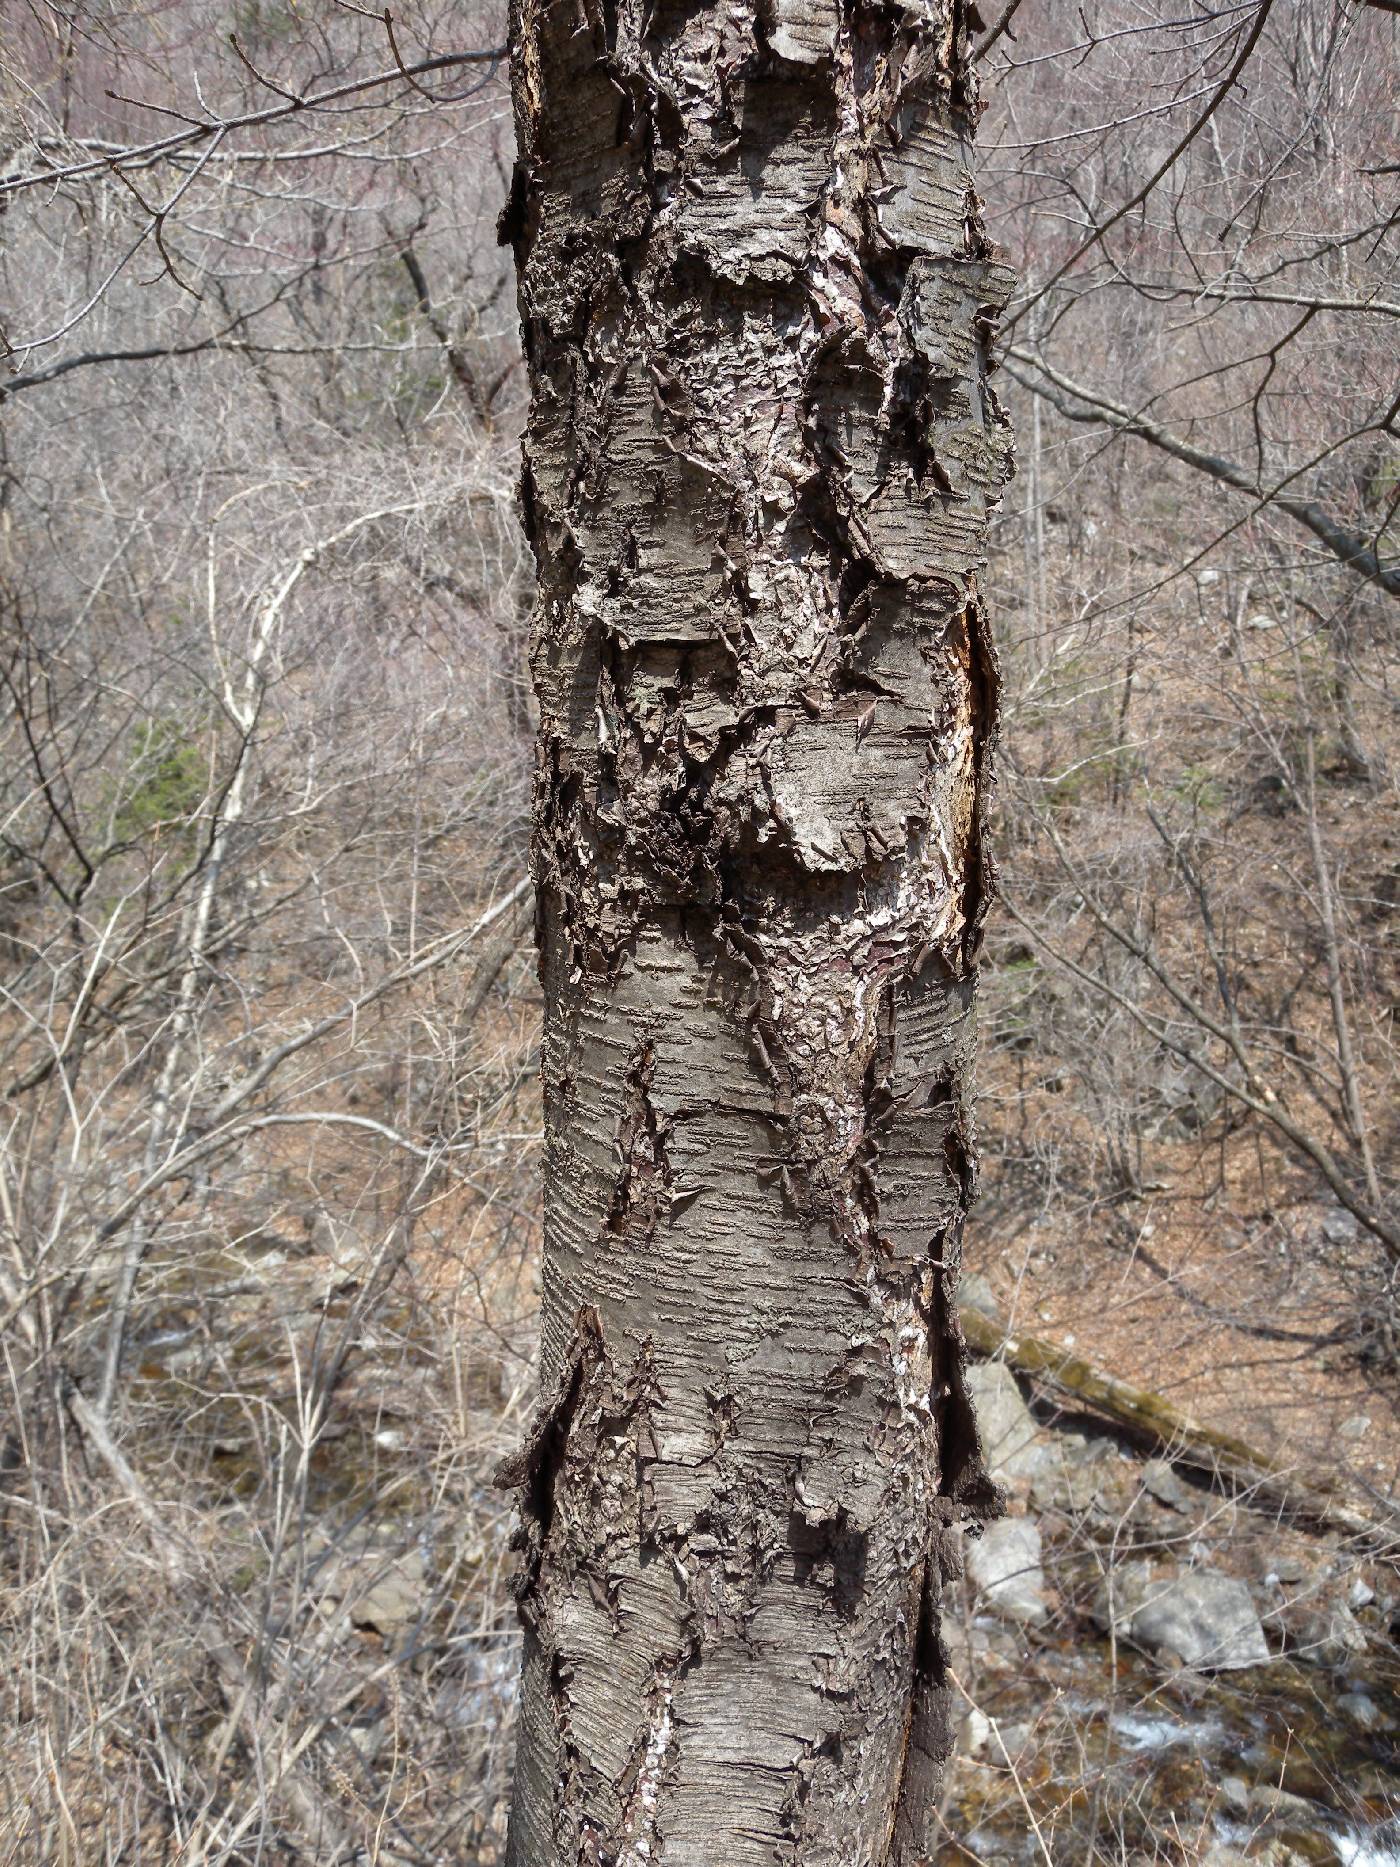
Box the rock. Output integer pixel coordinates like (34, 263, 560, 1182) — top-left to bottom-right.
(1262, 1555, 1314, 1587)
(942, 1608, 1019, 1675)
(1028, 1434, 1143, 1521)
(1287, 1599, 1367, 1666)
(347, 1718, 386, 1762)
(1261, 1560, 1370, 1666)
(1029, 1439, 1113, 1518)
(964, 1361, 1047, 1492)
(1097, 1562, 1270, 1670)
(1320, 1206, 1359, 1246)
(1250, 1785, 1324, 1823)
(1339, 1414, 1371, 1442)
(1337, 1690, 1382, 1731)
(1250, 1833, 1345, 1866)
(1093, 1559, 1151, 1635)
(1142, 1457, 1194, 1510)
(966, 1517, 1049, 1626)
(1219, 1776, 1252, 1816)
(959, 1273, 1001, 1321)
(988, 1718, 1036, 1764)
(1134, 1572, 1271, 1672)
(1347, 1575, 1375, 1610)
(1209, 1841, 1342, 1867)
(322, 1545, 428, 1636)
(956, 1707, 991, 1756)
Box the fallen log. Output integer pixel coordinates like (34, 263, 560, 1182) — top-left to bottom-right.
(958, 1301, 1399, 1555)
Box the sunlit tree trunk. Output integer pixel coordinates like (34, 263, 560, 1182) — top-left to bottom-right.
(499, 0, 1014, 1855)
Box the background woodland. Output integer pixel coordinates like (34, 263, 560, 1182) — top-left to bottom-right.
(0, 2, 1396, 1860)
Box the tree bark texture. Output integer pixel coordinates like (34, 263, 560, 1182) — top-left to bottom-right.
(499, 0, 1013, 1857)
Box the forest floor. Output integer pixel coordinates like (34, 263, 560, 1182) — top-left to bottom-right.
(969, 1148, 1400, 1527)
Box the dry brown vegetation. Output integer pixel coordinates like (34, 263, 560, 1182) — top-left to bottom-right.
(974, 0, 1400, 1495)
(0, 1, 1396, 1861)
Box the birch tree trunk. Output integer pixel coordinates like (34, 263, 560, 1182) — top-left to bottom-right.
(499, 0, 1014, 1855)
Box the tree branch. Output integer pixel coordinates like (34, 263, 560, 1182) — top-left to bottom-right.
(92, 877, 531, 1245)
(1005, 346, 1400, 598)
(0, 45, 506, 199)
(1011, 0, 1277, 328)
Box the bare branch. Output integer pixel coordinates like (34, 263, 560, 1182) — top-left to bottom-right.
(1005, 346, 1400, 597)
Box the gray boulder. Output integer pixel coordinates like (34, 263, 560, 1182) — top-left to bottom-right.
(1141, 1457, 1194, 1511)
(1258, 1560, 1370, 1666)
(966, 1517, 1049, 1626)
(965, 1361, 1047, 1492)
(1286, 1598, 1368, 1666)
(1097, 1562, 1269, 1671)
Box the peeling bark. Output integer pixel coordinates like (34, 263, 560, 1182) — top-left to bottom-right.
(498, 0, 1014, 1855)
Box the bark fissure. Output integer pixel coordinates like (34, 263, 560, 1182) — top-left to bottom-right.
(501, 0, 1013, 1852)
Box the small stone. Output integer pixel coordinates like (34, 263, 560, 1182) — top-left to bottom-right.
(1219, 1775, 1251, 1815)
(1339, 1414, 1371, 1442)
(1142, 1457, 1193, 1510)
(957, 1707, 991, 1756)
(1265, 1555, 1313, 1586)
(966, 1517, 1049, 1626)
(1320, 1207, 1359, 1246)
(1347, 1576, 1375, 1610)
(1337, 1691, 1382, 1731)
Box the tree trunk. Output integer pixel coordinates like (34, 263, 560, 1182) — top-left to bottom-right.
(499, 0, 1014, 1856)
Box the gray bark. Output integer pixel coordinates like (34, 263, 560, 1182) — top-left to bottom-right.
(498, 0, 1014, 1857)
